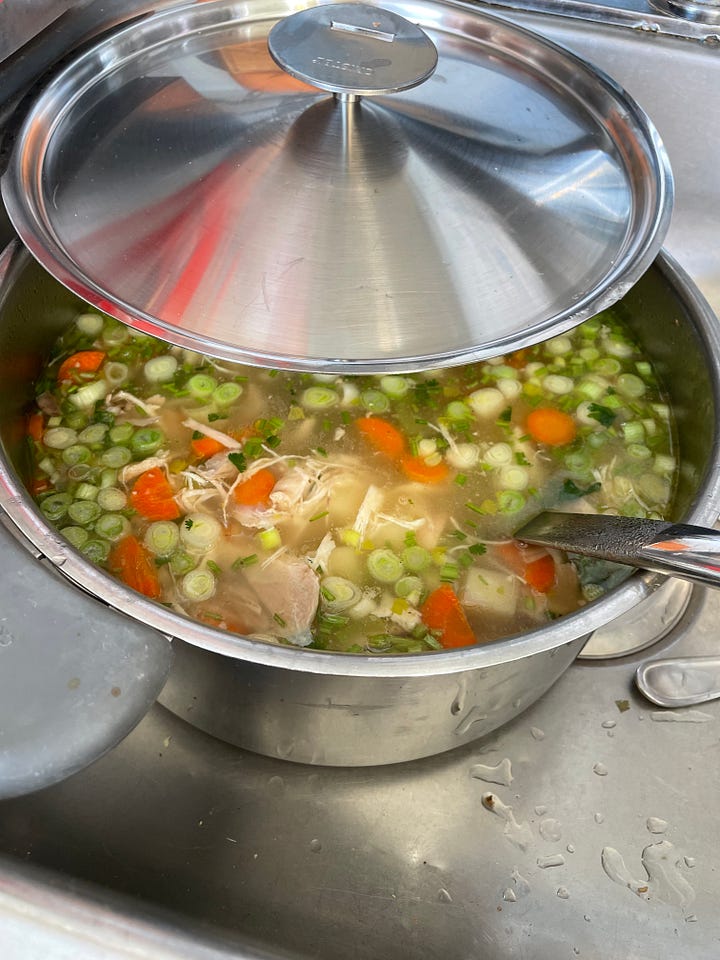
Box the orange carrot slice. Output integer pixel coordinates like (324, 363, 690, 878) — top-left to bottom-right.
(420, 584, 476, 649)
(233, 468, 276, 506)
(130, 467, 180, 521)
(401, 455, 449, 484)
(26, 412, 44, 442)
(57, 350, 106, 383)
(108, 535, 161, 599)
(356, 417, 407, 460)
(524, 554, 556, 593)
(526, 408, 577, 446)
(191, 435, 226, 460)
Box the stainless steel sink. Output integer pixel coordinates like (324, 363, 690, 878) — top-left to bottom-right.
(2, 2, 720, 957)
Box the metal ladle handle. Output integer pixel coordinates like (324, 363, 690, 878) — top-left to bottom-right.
(267, 3, 438, 100)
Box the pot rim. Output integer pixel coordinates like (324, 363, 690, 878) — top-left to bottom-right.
(2, 243, 720, 678)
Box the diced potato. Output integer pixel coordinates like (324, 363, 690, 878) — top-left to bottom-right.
(462, 568, 518, 617)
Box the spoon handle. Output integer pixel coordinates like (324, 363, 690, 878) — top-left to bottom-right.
(636, 656, 720, 707)
(515, 512, 720, 588)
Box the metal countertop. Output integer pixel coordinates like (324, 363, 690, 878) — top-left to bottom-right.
(1, 1, 720, 957)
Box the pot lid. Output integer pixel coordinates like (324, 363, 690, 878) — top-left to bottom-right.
(1, 0, 673, 373)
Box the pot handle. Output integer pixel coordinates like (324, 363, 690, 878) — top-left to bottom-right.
(268, 2, 437, 101)
(0, 518, 173, 800)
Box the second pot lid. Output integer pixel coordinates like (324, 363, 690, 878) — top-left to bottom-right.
(2, 0, 673, 373)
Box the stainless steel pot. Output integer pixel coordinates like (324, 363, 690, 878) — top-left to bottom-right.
(2, 241, 720, 765)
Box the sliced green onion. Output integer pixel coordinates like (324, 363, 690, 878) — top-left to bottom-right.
(144, 355, 178, 383)
(446, 443, 479, 470)
(653, 453, 676, 475)
(361, 389, 390, 413)
(95, 513, 131, 542)
(70, 379, 108, 409)
(497, 465, 529, 491)
(258, 526, 282, 551)
(593, 357, 622, 376)
(103, 361, 129, 389)
(232, 553, 259, 570)
(181, 569, 216, 602)
(62, 444, 92, 466)
(169, 551, 197, 576)
(497, 490, 526, 514)
(617, 373, 646, 399)
(74, 482, 99, 501)
(187, 374, 218, 401)
(212, 382, 243, 407)
(97, 487, 127, 512)
(61, 525, 90, 549)
(82, 539, 110, 563)
(75, 312, 104, 337)
(67, 500, 102, 525)
(302, 386, 339, 411)
(379, 376, 411, 398)
(395, 575, 423, 599)
(130, 427, 165, 457)
(446, 400, 471, 422)
(440, 563, 459, 582)
(604, 337, 634, 358)
(468, 387, 505, 419)
(40, 493, 72, 522)
(144, 520, 180, 556)
(100, 446, 132, 468)
(542, 374, 573, 395)
(627, 443, 652, 460)
(576, 377, 608, 402)
(402, 545, 431, 572)
(484, 442, 513, 467)
(99, 468, 118, 488)
(622, 421, 645, 444)
(43, 427, 78, 450)
(545, 336, 573, 356)
(109, 423, 134, 444)
(320, 576, 361, 611)
(77, 424, 107, 446)
(367, 548, 404, 584)
(180, 513, 222, 552)
(102, 321, 129, 348)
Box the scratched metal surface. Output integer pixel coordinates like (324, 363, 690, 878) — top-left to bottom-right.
(1, 3, 720, 957)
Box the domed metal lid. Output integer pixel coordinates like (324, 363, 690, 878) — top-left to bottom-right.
(2, 0, 673, 372)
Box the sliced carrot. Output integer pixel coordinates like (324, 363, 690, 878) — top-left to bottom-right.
(356, 417, 407, 460)
(191, 435, 226, 459)
(233, 467, 276, 506)
(496, 541, 556, 593)
(30, 477, 51, 496)
(524, 554, 556, 593)
(420, 584, 476, 649)
(506, 348, 528, 369)
(57, 350, 107, 383)
(108, 535, 161, 599)
(129, 467, 181, 521)
(26, 412, 44, 442)
(526, 407, 577, 446)
(401, 455, 450, 484)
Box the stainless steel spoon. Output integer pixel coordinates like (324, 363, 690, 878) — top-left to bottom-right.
(515, 511, 720, 589)
(515, 511, 720, 708)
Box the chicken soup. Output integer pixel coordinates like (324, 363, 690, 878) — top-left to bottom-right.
(26, 309, 676, 653)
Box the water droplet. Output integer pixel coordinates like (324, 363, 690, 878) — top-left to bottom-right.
(310, 838, 322, 853)
(567, 844, 576, 854)
(607, 731, 615, 738)
(539, 818, 562, 842)
(531, 727, 545, 740)
(557, 886, 570, 899)
(111, 686, 121, 697)
(438, 888, 452, 903)
(584, 915, 591, 922)
(537, 854, 565, 869)
(601, 720, 616, 729)
(481, 793, 533, 851)
(651, 710, 713, 724)
(685, 914, 698, 923)
(502, 887, 517, 902)
(646, 817, 668, 834)
(267, 775, 285, 795)
(67, 677, 80, 690)
(593, 762, 608, 777)
(594, 812, 605, 825)
(534, 804, 548, 816)
(470, 758, 513, 787)
(684, 856, 696, 868)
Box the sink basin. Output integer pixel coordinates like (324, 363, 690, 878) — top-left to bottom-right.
(1, 3, 720, 957)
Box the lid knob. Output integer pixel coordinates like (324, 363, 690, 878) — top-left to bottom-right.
(267, 3, 438, 99)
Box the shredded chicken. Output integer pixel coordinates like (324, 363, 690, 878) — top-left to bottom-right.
(182, 417, 241, 450)
(107, 390, 164, 419)
(120, 453, 170, 485)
